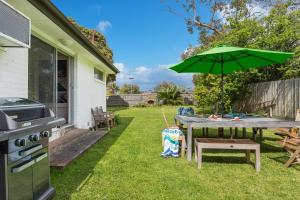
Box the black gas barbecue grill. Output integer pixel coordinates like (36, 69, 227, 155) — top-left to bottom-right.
(0, 98, 65, 200)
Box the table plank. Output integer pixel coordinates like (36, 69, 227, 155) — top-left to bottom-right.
(175, 115, 300, 128)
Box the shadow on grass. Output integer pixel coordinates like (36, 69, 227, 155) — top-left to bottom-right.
(269, 155, 300, 171)
(201, 155, 254, 164)
(108, 106, 129, 112)
(51, 116, 134, 200)
(183, 128, 284, 153)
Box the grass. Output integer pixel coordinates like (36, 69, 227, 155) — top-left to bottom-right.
(51, 106, 300, 200)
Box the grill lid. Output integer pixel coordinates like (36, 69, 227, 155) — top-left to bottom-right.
(0, 98, 54, 131)
(0, 98, 41, 108)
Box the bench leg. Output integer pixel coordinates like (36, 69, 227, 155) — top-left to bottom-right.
(259, 128, 263, 139)
(235, 127, 238, 138)
(253, 128, 257, 140)
(218, 128, 224, 137)
(194, 140, 198, 162)
(230, 128, 233, 139)
(255, 146, 261, 172)
(181, 137, 186, 158)
(246, 150, 251, 163)
(106, 120, 111, 130)
(242, 128, 246, 138)
(197, 145, 202, 169)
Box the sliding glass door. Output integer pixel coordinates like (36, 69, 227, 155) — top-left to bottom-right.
(28, 36, 56, 113)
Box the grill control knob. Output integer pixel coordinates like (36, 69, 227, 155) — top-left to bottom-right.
(40, 131, 51, 138)
(15, 139, 27, 147)
(29, 135, 40, 142)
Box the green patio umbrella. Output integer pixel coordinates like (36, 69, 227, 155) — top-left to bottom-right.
(170, 45, 294, 116)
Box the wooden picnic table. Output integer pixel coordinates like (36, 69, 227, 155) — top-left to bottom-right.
(174, 115, 300, 161)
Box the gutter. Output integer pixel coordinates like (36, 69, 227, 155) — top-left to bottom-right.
(28, 0, 119, 74)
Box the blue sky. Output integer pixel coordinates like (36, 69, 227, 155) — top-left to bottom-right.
(52, 0, 205, 91)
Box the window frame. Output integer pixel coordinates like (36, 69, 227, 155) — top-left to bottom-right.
(94, 67, 105, 82)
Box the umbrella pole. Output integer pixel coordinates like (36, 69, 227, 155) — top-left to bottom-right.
(221, 54, 224, 117)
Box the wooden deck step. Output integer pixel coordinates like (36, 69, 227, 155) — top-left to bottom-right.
(49, 128, 108, 169)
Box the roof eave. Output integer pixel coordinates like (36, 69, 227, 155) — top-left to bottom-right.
(28, 0, 119, 74)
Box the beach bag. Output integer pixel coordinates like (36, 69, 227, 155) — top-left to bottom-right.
(161, 109, 184, 158)
(161, 128, 183, 157)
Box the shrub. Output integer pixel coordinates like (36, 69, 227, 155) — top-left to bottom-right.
(155, 82, 183, 105)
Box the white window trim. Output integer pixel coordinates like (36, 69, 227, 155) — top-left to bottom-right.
(94, 78, 105, 85)
(94, 67, 105, 82)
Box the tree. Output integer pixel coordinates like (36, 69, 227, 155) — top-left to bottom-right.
(162, 0, 274, 43)
(119, 84, 141, 94)
(155, 82, 183, 105)
(68, 18, 113, 62)
(107, 82, 119, 95)
(181, 1, 299, 111)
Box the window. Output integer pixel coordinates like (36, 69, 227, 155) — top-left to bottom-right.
(94, 68, 104, 81)
(28, 36, 56, 113)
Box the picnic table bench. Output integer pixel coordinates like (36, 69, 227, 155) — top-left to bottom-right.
(194, 138, 260, 172)
(174, 115, 300, 162)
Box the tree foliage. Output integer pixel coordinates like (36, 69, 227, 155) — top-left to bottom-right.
(168, 1, 300, 111)
(68, 18, 114, 62)
(107, 82, 119, 95)
(155, 82, 183, 105)
(119, 84, 141, 94)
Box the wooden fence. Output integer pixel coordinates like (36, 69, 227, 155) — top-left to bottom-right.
(106, 93, 158, 107)
(107, 92, 194, 107)
(233, 78, 300, 119)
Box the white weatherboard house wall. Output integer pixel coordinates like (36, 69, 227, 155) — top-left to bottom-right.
(75, 55, 108, 128)
(0, 48, 28, 98)
(1, 0, 118, 134)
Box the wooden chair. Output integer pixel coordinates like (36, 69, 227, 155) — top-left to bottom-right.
(277, 128, 300, 167)
(275, 109, 300, 167)
(91, 107, 113, 130)
(161, 110, 186, 157)
(275, 109, 300, 138)
(98, 106, 115, 127)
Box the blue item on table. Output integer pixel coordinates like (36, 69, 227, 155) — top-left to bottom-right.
(178, 107, 194, 116)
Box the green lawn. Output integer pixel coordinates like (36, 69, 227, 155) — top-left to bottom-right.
(51, 106, 300, 200)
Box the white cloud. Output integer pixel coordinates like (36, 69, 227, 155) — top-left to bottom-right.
(247, 2, 271, 17)
(217, 2, 270, 24)
(135, 66, 150, 75)
(96, 20, 112, 33)
(114, 62, 193, 91)
(114, 63, 125, 72)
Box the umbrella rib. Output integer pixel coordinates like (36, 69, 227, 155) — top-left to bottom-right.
(208, 61, 217, 73)
(228, 53, 245, 70)
(243, 52, 281, 65)
(208, 54, 219, 73)
(178, 55, 209, 73)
